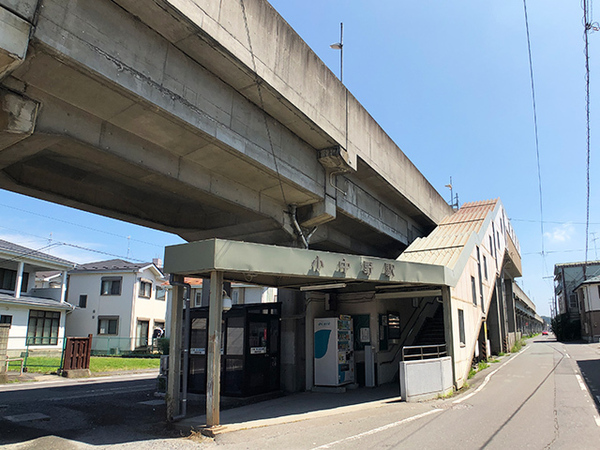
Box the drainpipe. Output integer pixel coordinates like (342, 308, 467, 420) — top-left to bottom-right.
(288, 205, 317, 249)
(169, 275, 191, 421)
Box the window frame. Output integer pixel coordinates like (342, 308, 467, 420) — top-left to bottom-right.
(100, 277, 122, 296)
(79, 294, 87, 308)
(139, 280, 152, 298)
(155, 285, 166, 301)
(98, 316, 119, 335)
(27, 309, 60, 345)
(0, 314, 12, 327)
(458, 309, 466, 346)
(471, 276, 477, 306)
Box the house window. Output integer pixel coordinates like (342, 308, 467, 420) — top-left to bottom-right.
(471, 276, 477, 306)
(139, 280, 152, 298)
(483, 255, 488, 280)
(136, 320, 149, 348)
(195, 292, 202, 308)
(98, 316, 119, 335)
(0, 314, 12, 327)
(0, 268, 29, 292)
(79, 295, 87, 308)
(489, 236, 494, 258)
(155, 286, 166, 301)
(27, 310, 60, 345)
(458, 309, 465, 346)
(101, 277, 122, 296)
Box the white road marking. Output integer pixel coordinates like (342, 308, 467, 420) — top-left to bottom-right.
(595, 416, 600, 427)
(4, 413, 50, 422)
(454, 345, 531, 405)
(565, 354, 571, 358)
(311, 409, 443, 449)
(138, 399, 164, 406)
(576, 374, 587, 391)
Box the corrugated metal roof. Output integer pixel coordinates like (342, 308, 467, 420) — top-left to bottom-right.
(399, 200, 498, 270)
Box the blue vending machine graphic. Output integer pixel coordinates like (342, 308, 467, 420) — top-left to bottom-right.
(314, 316, 354, 386)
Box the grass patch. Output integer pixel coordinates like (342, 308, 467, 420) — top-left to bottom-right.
(89, 357, 160, 373)
(8, 356, 160, 375)
(468, 368, 477, 379)
(511, 338, 526, 353)
(477, 361, 490, 371)
(498, 352, 505, 356)
(489, 358, 500, 363)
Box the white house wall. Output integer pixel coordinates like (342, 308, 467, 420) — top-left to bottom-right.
(2, 303, 66, 356)
(66, 272, 136, 342)
(132, 267, 168, 336)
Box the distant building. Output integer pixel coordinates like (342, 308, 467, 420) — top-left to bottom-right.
(0, 239, 75, 357)
(554, 261, 600, 339)
(65, 259, 167, 354)
(574, 275, 600, 343)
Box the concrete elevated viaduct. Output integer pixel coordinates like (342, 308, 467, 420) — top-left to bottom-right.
(0, 0, 451, 257)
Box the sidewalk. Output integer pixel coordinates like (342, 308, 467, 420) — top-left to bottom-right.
(175, 352, 516, 436)
(0, 369, 159, 392)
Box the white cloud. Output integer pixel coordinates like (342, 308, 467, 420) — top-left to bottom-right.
(544, 223, 575, 244)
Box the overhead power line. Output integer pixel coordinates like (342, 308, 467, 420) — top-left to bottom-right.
(522, 0, 546, 259)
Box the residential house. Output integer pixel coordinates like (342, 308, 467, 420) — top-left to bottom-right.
(65, 259, 167, 354)
(554, 260, 600, 340)
(0, 239, 75, 357)
(574, 275, 600, 342)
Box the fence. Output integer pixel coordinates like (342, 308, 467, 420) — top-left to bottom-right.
(3, 336, 66, 374)
(2, 335, 168, 374)
(91, 336, 168, 356)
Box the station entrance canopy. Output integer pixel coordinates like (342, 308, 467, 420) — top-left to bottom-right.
(163, 238, 453, 290)
(163, 238, 453, 428)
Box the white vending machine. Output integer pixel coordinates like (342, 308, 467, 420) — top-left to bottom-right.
(314, 315, 354, 386)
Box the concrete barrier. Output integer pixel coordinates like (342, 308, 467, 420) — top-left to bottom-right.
(399, 356, 453, 402)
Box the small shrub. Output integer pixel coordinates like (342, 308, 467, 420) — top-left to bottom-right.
(477, 361, 489, 371)
(468, 368, 477, 379)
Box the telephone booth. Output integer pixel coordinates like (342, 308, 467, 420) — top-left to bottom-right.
(188, 303, 281, 397)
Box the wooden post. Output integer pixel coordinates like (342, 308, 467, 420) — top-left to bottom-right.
(206, 270, 224, 428)
(167, 275, 184, 421)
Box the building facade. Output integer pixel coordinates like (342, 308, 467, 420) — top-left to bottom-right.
(0, 239, 74, 357)
(66, 259, 167, 354)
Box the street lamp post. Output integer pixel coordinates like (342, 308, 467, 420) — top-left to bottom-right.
(330, 23, 344, 83)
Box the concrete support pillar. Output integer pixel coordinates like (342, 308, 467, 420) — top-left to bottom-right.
(14, 261, 23, 298)
(441, 286, 456, 388)
(305, 293, 316, 391)
(505, 279, 517, 333)
(279, 288, 305, 393)
(487, 287, 503, 355)
(206, 270, 223, 428)
(60, 271, 68, 303)
(166, 275, 184, 421)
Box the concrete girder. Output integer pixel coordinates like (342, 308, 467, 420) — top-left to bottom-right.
(0, 0, 447, 257)
(0, 4, 32, 80)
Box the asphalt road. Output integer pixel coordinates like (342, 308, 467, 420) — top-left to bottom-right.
(2, 337, 600, 449)
(0, 373, 205, 449)
(210, 337, 600, 449)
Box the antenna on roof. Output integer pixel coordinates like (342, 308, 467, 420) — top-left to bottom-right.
(445, 177, 459, 211)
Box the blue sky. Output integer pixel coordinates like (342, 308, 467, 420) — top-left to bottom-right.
(0, 1, 597, 317)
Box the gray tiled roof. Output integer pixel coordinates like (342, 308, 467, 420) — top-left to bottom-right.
(0, 239, 74, 267)
(71, 259, 161, 274)
(0, 293, 74, 310)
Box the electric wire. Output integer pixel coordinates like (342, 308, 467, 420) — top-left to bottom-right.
(582, 0, 593, 265)
(0, 225, 146, 263)
(522, 0, 546, 261)
(0, 202, 164, 248)
(239, 0, 288, 209)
